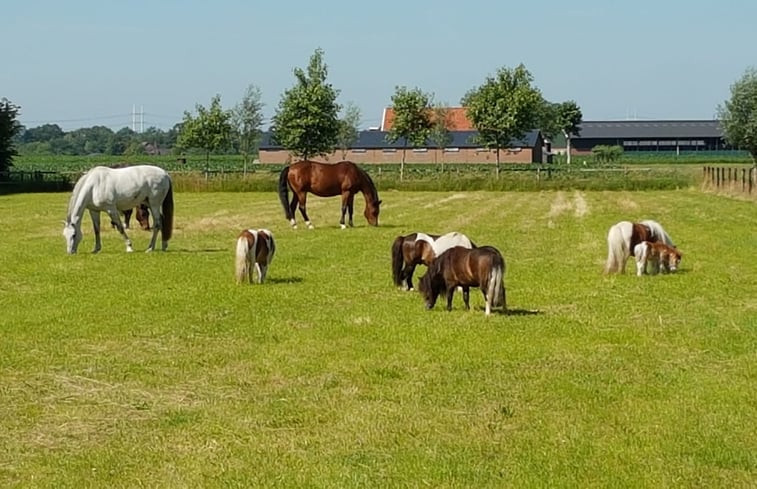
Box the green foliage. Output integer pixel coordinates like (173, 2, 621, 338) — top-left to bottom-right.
(232, 84, 264, 167)
(271, 48, 341, 160)
(718, 67, 757, 164)
(1, 191, 756, 487)
(462, 64, 544, 172)
(387, 86, 432, 179)
(592, 144, 624, 163)
(429, 104, 454, 150)
(177, 94, 234, 166)
(336, 101, 361, 160)
(0, 98, 22, 174)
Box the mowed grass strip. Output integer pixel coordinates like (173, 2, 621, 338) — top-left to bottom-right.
(0, 190, 755, 488)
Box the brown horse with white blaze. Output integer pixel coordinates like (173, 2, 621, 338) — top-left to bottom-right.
(418, 245, 506, 316)
(278, 160, 381, 229)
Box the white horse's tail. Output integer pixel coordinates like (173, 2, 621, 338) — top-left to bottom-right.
(640, 220, 675, 247)
(605, 223, 627, 274)
(234, 235, 252, 284)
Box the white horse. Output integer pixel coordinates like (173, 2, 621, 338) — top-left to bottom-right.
(235, 229, 276, 284)
(605, 219, 675, 274)
(391, 231, 476, 290)
(62, 165, 174, 254)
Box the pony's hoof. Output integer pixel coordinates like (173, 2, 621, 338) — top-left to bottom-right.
(307, 223, 315, 230)
(126, 247, 134, 253)
(340, 224, 346, 230)
(292, 225, 298, 230)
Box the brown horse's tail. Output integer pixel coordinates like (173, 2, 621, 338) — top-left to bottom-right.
(278, 166, 293, 220)
(391, 235, 405, 287)
(161, 180, 174, 244)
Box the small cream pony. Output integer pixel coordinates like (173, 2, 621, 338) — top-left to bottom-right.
(633, 241, 682, 276)
(234, 229, 276, 284)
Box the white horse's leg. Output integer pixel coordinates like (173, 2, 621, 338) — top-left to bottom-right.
(89, 210, 102, 253)
(107, 209, 133, 252)
(255, 263, 264, 283)
(146, 204, 162, 252)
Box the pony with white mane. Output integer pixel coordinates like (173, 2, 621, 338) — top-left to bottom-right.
(605, 219, 675, 274)
(391, 231, 476, 290)
(235, 229, 276, 284)
(62, 165, 174, 254)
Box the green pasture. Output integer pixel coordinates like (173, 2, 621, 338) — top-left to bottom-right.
(0, 189, 755, 487)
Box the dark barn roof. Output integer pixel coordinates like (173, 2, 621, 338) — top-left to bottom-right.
(260, 130, 542, 150)
(577, 120, 723, 139)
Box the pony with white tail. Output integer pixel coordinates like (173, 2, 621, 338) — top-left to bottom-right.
(62, 165, 173, 254)
(235, 229, 276, 284)
(391, 231, 476, 290)
(605, 219, 675, 274)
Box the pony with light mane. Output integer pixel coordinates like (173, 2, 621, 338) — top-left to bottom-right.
(605, 219, 675, 274)
(62, 165, 173, 254)
(234, 228, 276, 284)
(278, 160, 381, 229)
(391, 231, 476, 290)
(418, 245, 506, 316)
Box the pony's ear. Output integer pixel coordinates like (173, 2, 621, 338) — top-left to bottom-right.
(378, 200, 383, 205)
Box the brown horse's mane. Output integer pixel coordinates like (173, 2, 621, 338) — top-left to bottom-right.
(350, 162, 379, 204)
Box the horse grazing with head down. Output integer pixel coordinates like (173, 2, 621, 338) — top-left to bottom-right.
(278, 160, 381, 229)
(62, 165, 173, 254)
(419, 245, 506, 316)
(235, 228, 276, 284)
(605, 219, 675, 274)
(391, 231, 476, 290)
(633, 241, 682, 276)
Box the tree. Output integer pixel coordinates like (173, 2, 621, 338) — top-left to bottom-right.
(178, 94, 233, 168)
(387, 86, 432, 180)
(0, 98, 22, 175)
(232, 84, 264, 171)
(718, 67, 757, 164)
(462, 64, 543, 177)
(336, 102, 361, 160)
(429, 103, 454, 172)
(271, 48, 341, 161)
(539, 100, 583, 165)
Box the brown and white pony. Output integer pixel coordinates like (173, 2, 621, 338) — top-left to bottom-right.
(234, 229, 276, 284)
(633, 241, 682, 276)
(418, 245, 506, 316)
(605, 220, 675, 274)
(391, 231, 476, 290)
(278, 160, 381, 229)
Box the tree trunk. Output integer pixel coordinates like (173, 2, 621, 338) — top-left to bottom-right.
(400, 147, 406, 182)
(495, 147, 500, 179)
(564, 130, 572, 165)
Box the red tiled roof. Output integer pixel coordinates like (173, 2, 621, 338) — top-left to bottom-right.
(381, 107, 474, 131)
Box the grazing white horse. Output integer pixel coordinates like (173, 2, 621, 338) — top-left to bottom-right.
(605, 219, 675, 274)
(235, 229, 276, 284)
(391, 231, 476, 290)
(62, 165, 174, 254)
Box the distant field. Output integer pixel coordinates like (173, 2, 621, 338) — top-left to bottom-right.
(0, 189, 755, 487)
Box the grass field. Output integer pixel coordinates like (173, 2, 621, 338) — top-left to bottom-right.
(1, 189, 755, 487)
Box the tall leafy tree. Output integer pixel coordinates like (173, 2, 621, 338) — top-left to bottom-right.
(429, 102, 454, 171)
(462, 64, 543, 177)
(0, 98, 22, 175)
(178, 94, 233, 167)
(272, 48, 341, 161)
(387, 86, 432, 180)
(337, 102, 361, 160)
(540, 100, 583, 164)
(232, 84, 264, 170)
(718, 67, 757, 164)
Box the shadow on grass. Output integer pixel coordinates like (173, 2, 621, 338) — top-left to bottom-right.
(267, 276, 304, 285)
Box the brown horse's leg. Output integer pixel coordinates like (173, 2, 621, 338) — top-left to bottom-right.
(462, 287, 471, 310)
(446, 287, 456, 311)
(401, 263, 416, 290)
(339, 191, 350, 229)
(347, 193, 355, 227)
(288, 194, 299, 228)
(296, 193, 313, 229)
(122, 209, 133, 229)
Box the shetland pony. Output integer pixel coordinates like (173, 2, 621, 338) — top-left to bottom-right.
(605, 220, 675, 274)
(418, 245, 506, 316)
(235, 229, 276, 284)
(391, 231, 476, 290)
(633, 241, 682, 276)
(278, 160, 381, 229)
(62, 165, 173, 254)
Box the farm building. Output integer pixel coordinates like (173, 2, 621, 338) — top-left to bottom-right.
(258, 129, 546, 164)
(565, 120, 726, 154)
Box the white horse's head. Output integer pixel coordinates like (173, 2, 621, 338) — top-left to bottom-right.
(62, 220, 82, 254)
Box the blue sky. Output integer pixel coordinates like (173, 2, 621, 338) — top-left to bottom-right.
(3, 0, 756, 131)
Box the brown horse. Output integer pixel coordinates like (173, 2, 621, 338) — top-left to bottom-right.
(122, 203, 151, 230)
(391, 232, 476, 290)
(278, 160, 381, 229)
(605, 219, 675, 274)
(418, 245, 506, 316)
(234, 228, 276, 284)
(633, 241, 682, 276)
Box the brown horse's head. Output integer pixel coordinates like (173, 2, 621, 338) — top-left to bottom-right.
(661, 247, 682, 272)
(364, 199, 381, 226)
(135, 204, 150, 230)
(418, 260, 446, 310)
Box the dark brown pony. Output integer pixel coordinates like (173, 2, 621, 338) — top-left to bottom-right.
(418, 246, 506, 316)
(122, 204, 151, 230)
(391, 232, 476, 290)
(278, 160, 381, 229)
